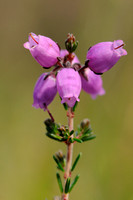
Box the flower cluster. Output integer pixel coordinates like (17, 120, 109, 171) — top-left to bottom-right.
(24, 33, 127, 110)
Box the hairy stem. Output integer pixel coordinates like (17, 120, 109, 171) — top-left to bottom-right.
(62, 107, 74, 200)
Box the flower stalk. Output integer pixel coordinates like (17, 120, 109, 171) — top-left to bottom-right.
(45, 106, 55, 122)
(62, 107, 74, 200)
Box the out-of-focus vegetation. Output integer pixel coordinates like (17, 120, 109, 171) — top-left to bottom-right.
(0, 0, 133, 199)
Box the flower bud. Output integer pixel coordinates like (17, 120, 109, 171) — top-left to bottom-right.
(33, 73, 57, 110)
(55, 150, 66, 167)
(86, 40, 127, 74)
(57, 68, 81, 107)
(81, 68, 105, 99)
(80, 118, 90, 129)
(23, 32, 60, 68)
(65, 33, 78, 53)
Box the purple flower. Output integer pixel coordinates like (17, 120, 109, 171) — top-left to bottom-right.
(60, 49, 80, 64)
(33, 73, 57, 110)
(86, 40, 127, 74)
(81, 68, 105, 99)
(24, 32, 60, 68)
(57, 68, 81, 107)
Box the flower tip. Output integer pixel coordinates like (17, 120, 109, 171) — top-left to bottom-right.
(99, 88, 106, 96)
(123, 49, 128, 56)
(23, 42, 30, 49)
(76, 97, 80, 102)
(114, 40, 124, 50)
(113, 40, 127, 56)
(29, 32, 39, 45)
(32, 103, 39, 109)
(29, 32, 36, 38)
(91, 94, 97, 99)
(91, 89, 105, 99)
(61, 96, 80, 107)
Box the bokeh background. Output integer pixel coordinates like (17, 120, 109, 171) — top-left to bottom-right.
(0, 0, 133, 199)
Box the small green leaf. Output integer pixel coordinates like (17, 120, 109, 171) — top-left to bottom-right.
(56, 173, 63, 193)
(46, 133, 62, 142)
(59, 96, 68, 110)
(75, 126, 82, 136)
(83, 128, 92, 135)
(69, 175, 80, 193)
(82, 135, 96, 142)
(69, 130, 74, 136)
(72, 101, 78, 112)
(51, 134, 62, 140)
(63, 103, 68, 110)
(46, 133, 56, 140)
(73, 138, 82, 143)
(65, 177, 71, 193)
(71, 153, 82, 172)
(44, 119, 55, 133)
(53, 155, 65, 172)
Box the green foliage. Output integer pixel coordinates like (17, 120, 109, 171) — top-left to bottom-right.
(63, 102, 68, 110)
(45, 117, 95, 195)
(81, 135, 96, 142)
(69, 175, 80, 193)
(46, 133, 62, 141)
(72, 138, 82, 143)
(56, 173, 63, 193)
(65, 177, 71, 193)
(71, 153, 82, 172)
(69, 130, 74, 136)
(44, 118, 95, 144)
(53, 155, 65, 172)
(55, 150, 66, 169)
(74, 118, 96, 143)
(72, 101, 78, 112)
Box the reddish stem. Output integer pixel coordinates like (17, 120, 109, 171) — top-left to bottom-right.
(62, 108, 74, 200)
(45, 106, 55, 122)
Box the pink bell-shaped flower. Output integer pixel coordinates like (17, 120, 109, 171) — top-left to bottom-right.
(33, 73, 57, 111)
(57, 68, 81, 107)
(86, 40, 127, 74)
(24, 32, 60, 68)
(81, 68, 105, 99)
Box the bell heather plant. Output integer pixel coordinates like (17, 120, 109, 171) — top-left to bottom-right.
(24, 32, 127, 200)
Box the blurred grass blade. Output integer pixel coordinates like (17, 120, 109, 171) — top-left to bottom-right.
(65, 177, 71, 193)
(71, 152, 82, 172)
(53, 155, 64, 172)
(69, 175, 80, 193)
(56, 173, 63, 193)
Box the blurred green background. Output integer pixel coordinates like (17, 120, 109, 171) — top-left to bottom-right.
(0, 0, 133, 199)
